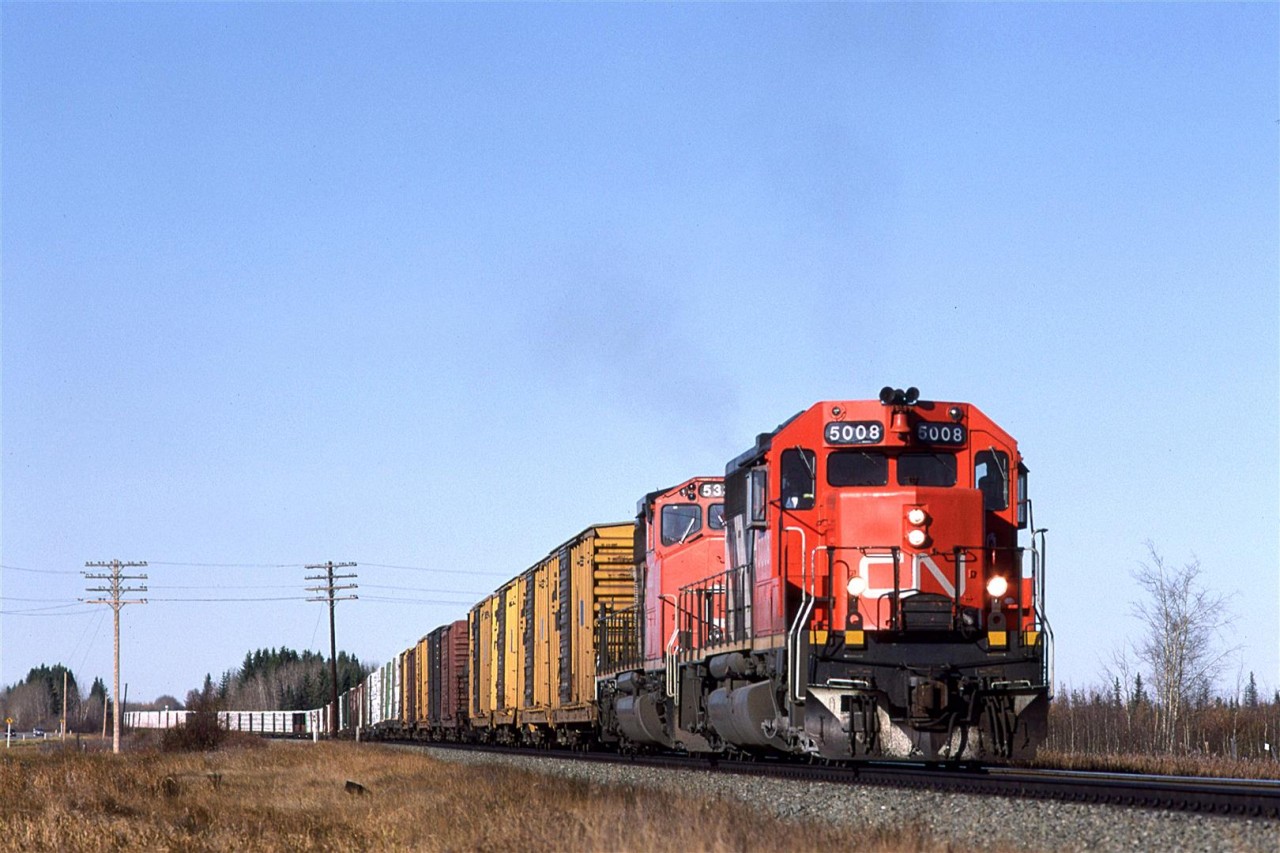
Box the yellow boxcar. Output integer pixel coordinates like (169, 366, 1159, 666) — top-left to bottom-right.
(400, 644, 416, 729)
(493, 577, 522, 726)
(415, 634, 430, 729)
(550, 523, 635, 727)
(519, 559, 554, 726)
(469, 522, 636, 740)
(468, 592, 497, 728)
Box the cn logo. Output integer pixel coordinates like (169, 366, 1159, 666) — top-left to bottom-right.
(853, 553, 967, 599)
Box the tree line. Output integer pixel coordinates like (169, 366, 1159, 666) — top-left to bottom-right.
(0, 646, 374, 731)
(1047, 673, 1280, 760)
(189, 646, 373, 712)
(1047, 542, 1276, 763)
(0, 664, 108, 732)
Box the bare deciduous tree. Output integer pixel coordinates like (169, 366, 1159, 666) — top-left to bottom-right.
(1129, 541, 1237, 753)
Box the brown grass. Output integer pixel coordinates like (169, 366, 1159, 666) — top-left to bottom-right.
(1034, 749, 1280, 780)
(0, 740, 949, 852)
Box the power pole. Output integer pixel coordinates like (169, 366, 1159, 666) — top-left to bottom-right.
(305, 561, 357, 736)
(83, 560, 147, 754)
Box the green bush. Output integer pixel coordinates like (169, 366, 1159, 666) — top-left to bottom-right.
(160, 690, 225, 752)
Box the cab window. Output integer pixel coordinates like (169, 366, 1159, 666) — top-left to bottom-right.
(780, 448, 816, 509)
(828, 451, 889, 487)
(708, 503, 726, 530)
(1017, 464, 1029, 528)
(974, 450, 1009, 511)
(897, 453, 957, 487)
(661, 504, 702, 545)
(748, 468, 768, 527)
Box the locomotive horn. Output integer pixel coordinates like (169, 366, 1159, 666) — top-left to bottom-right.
(879, 386, 896, 405)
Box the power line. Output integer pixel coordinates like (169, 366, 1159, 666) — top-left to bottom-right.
(147, 561, 304, 568)
(360, 583, 485, 595)
(0, 596, 83, 603)
(0, 563, 80, 575)
(139, 582, 482, 596)
(67, 609, 108, 680)
(5, 559, 508, 577)
(146, 583, 301, 590)
(147, 596, 309, 602)
(360, 562, 507, 577)
(146, 560, 505, 576)
(360, 596, 486, 605)
(0, 604, 94, 616)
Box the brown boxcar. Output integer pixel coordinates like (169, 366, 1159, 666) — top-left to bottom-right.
(429, 619, 468, 734)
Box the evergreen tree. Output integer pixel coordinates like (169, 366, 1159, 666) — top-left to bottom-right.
(1131, 673, 1148, 708)
(23, 664, 79, 720)
(1193, 679, 1211, 710)
(195, 646, 372, 711)
(1244, 671, 1259, 708)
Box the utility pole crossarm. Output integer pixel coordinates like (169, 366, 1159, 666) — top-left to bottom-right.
(304, 561, 358, 737)
(83, 559, 147, 755)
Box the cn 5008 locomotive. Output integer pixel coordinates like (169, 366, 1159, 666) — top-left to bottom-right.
(340, 390, 1052, 763)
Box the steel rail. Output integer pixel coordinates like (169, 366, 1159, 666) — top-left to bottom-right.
(406, 740, 1280, 819)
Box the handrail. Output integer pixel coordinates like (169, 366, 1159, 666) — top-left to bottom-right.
(1034, 526, 1054, 697)
(664, 626, 680, 704)
(784, 525, 809, 703)
(597, 603, 645, 674)
(677, 564, 751, 654)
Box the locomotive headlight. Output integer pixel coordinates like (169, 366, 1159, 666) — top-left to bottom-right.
(986, 575, 1009, 598)
(906, 508, 927, 526)
(847, 575, 868, 597)
(906, 529, 928, 548)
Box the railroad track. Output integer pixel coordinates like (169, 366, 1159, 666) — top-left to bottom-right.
(404, 740, 1280, 819)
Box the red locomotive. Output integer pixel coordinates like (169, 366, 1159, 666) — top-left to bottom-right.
(602, 477, 728, 750)
(339, 389, 1051, 763)
(599, 388, 1050, 760)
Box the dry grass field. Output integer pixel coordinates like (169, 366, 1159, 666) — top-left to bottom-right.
(1033, 749, 1280, 780)
(0, 739, 944, 852)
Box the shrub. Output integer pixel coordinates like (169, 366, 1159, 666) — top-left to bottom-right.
(160, 690, 225, 753)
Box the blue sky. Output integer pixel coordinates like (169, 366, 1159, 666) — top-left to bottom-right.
(2, 3, 1276, 704)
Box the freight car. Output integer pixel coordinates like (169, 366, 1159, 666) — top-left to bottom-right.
(337, 390, 1052, 763)
(125, 709, 322, 737)
(469, 523, 634, 745)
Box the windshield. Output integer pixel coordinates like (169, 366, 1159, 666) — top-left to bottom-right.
(661, 503, 702, 545)
(975, 449, 1009, 510)
(781, 448, 816, 509)
(828, 451, 889, 486)
(897, 453, 957, 487)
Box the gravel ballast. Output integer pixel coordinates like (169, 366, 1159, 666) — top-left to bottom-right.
(422, 746, 1279, 852)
